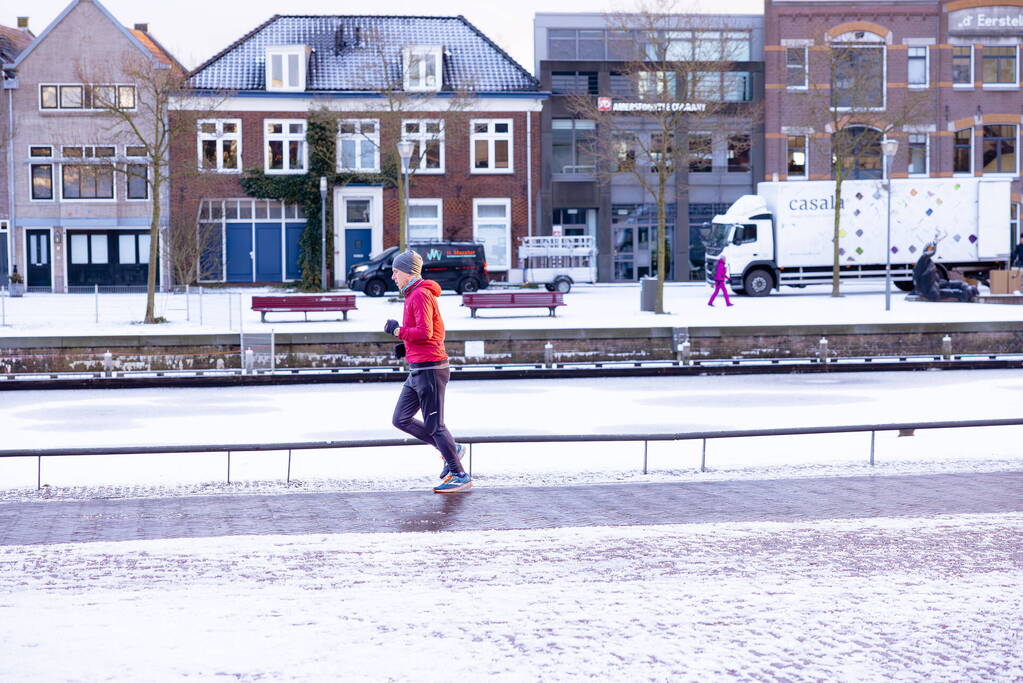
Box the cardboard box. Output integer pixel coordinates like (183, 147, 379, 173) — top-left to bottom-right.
(989, 269, 1023, 294)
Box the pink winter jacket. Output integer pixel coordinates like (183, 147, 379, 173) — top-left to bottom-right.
(714, 259, 728, 283)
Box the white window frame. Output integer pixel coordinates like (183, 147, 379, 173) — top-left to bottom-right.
(336, 119, 380, 173)
(953, 127, 973, 177)
(197, 119, 242, 173)
(28, 145, 54, 202)
(907, 133, 929, 176)
(37, 83, 137, 111)
(265, 46, 308, 92)
(472, 198, 511, 272)
(907, 46, 929, 88)
(407, 199, 444, 243)
(981, 124, 1019, 176)
(403, 46, 443, 92)
(59, 145, 117, 202)
(470, 119, 514, 174)
(981, 45, 1020, 89)
(786, 134, 808, 179)
(952, 45, 974, 88)
(401, 119, 445, 174)
(786, 47, 808, 90)
(264, 119, 308, 174)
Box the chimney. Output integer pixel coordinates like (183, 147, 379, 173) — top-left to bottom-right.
(17, 17, 29, 30)
(134, 23, 149, 32)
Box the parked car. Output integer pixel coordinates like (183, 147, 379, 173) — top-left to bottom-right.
(346, 242, 490, 297)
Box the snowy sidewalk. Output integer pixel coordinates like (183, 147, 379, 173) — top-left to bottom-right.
(3, 470, 1021, 546)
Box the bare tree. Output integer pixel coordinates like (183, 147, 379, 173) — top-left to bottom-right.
(782, 25, 935, 296)
(165, 206, 223, 286)
(78, 50, 227, 322)
(565, 2, 759, 313)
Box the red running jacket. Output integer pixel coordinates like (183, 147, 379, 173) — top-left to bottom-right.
(397, 279, 448, 363)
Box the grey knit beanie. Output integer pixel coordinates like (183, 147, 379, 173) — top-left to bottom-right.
(392, 250, 423, 277)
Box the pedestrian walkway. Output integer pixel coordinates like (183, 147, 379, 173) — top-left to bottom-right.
(1, 470, 1020, 546)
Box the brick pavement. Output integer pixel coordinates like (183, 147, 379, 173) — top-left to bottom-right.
(0, 471, 1020, 546)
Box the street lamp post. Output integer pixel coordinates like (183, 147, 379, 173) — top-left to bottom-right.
(881, 138, 899, 312)
(319, 176, 328, 291)
(396, 140, 414, 250)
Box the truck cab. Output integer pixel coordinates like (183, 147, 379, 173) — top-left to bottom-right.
(706, 195, 776, 296)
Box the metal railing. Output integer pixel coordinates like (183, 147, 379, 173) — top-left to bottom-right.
(3, 417, 1022, 490)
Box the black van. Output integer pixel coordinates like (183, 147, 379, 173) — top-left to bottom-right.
(346, 241, 489, 297)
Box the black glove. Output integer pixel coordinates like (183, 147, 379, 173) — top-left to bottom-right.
(384, 319, 400, 335)
(394, 343, 406, 359)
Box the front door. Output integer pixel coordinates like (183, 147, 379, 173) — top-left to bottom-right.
(255, 222, 282, 282)
(226, 223, 253, 282)
(26, 229, 51, 289)
(343, 197, 373, 275)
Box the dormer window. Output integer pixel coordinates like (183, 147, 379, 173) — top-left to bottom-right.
(266, 46, 309, 92)
(403, 46, 443, 92)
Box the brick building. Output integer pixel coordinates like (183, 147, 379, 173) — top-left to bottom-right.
(765, 0, 1023, 248)
(173, 15, 543, 286)
(2, 0, 179, 291)
(0, 19, 35, 283)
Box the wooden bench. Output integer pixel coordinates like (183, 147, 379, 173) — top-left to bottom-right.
(251, 294, 357, 322)
(462, 291, 566, 318)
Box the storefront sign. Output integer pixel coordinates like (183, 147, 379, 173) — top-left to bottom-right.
(949, 6, 1023, 34)
(599, 97, 708, 113)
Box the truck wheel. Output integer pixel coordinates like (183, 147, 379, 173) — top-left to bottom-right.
(553, 277, 572, 294)
(743, 269, 773, 297)
(895, 281, 915, 292)
(457, 277, 480, 294)
(364, 279, 387, 297)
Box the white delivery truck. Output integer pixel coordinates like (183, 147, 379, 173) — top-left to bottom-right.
(707, 178, 1012, 296)
(505, 235, 597, 293)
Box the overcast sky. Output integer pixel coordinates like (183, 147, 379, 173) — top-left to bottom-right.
(2, 0, 764, 73)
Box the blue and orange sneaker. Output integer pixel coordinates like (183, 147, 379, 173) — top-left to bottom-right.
(439, 443, 465, 480)
(433, 473, 472, 494)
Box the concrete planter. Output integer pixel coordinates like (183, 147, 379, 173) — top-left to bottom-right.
(8, 282, 24, 297)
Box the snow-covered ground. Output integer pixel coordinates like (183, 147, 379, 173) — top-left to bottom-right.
(1, 514, 1020, 681)
(1, 370, 1021, 498)
(1, 279, 1021, 338)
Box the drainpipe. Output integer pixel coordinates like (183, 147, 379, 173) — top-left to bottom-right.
(6, 86, 15, 279)
(526, 110, 533, 237)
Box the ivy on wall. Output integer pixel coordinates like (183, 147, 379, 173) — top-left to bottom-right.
(239, 111, 397, 290)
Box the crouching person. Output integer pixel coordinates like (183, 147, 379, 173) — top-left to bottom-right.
(385, 250, 471, 493)
(913, 241, 978, 303)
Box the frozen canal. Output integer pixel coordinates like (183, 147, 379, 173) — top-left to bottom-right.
(1, 368, 1021, 494)
(1, 369, 1020, 681)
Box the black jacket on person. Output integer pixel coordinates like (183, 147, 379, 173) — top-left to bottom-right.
(1013, 242, 1023, 268)
(913, 252, 941, 300)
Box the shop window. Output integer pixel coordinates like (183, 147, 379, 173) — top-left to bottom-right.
(689, 134, 713, 173)
(727, 134, 750, 172)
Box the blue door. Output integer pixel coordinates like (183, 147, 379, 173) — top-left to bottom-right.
(255, 222, 282, 282)
(345, 228, 372, 275)
(285, 223, 304, 280)
(226, 223, 252, 282)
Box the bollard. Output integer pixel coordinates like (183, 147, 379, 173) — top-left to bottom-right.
(678, 339, 691, 365)
(244, 348, 254, 373)
(543, 342, 554, 367)
(818, 337, 829, 363)
(941, 334, 952, 360)
(103, 351, 113, 377)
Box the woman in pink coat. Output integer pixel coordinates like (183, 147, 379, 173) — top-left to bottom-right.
(708, 256, 733, 307)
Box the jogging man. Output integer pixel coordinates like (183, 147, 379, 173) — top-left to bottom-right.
(385, 250, 471, 493)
